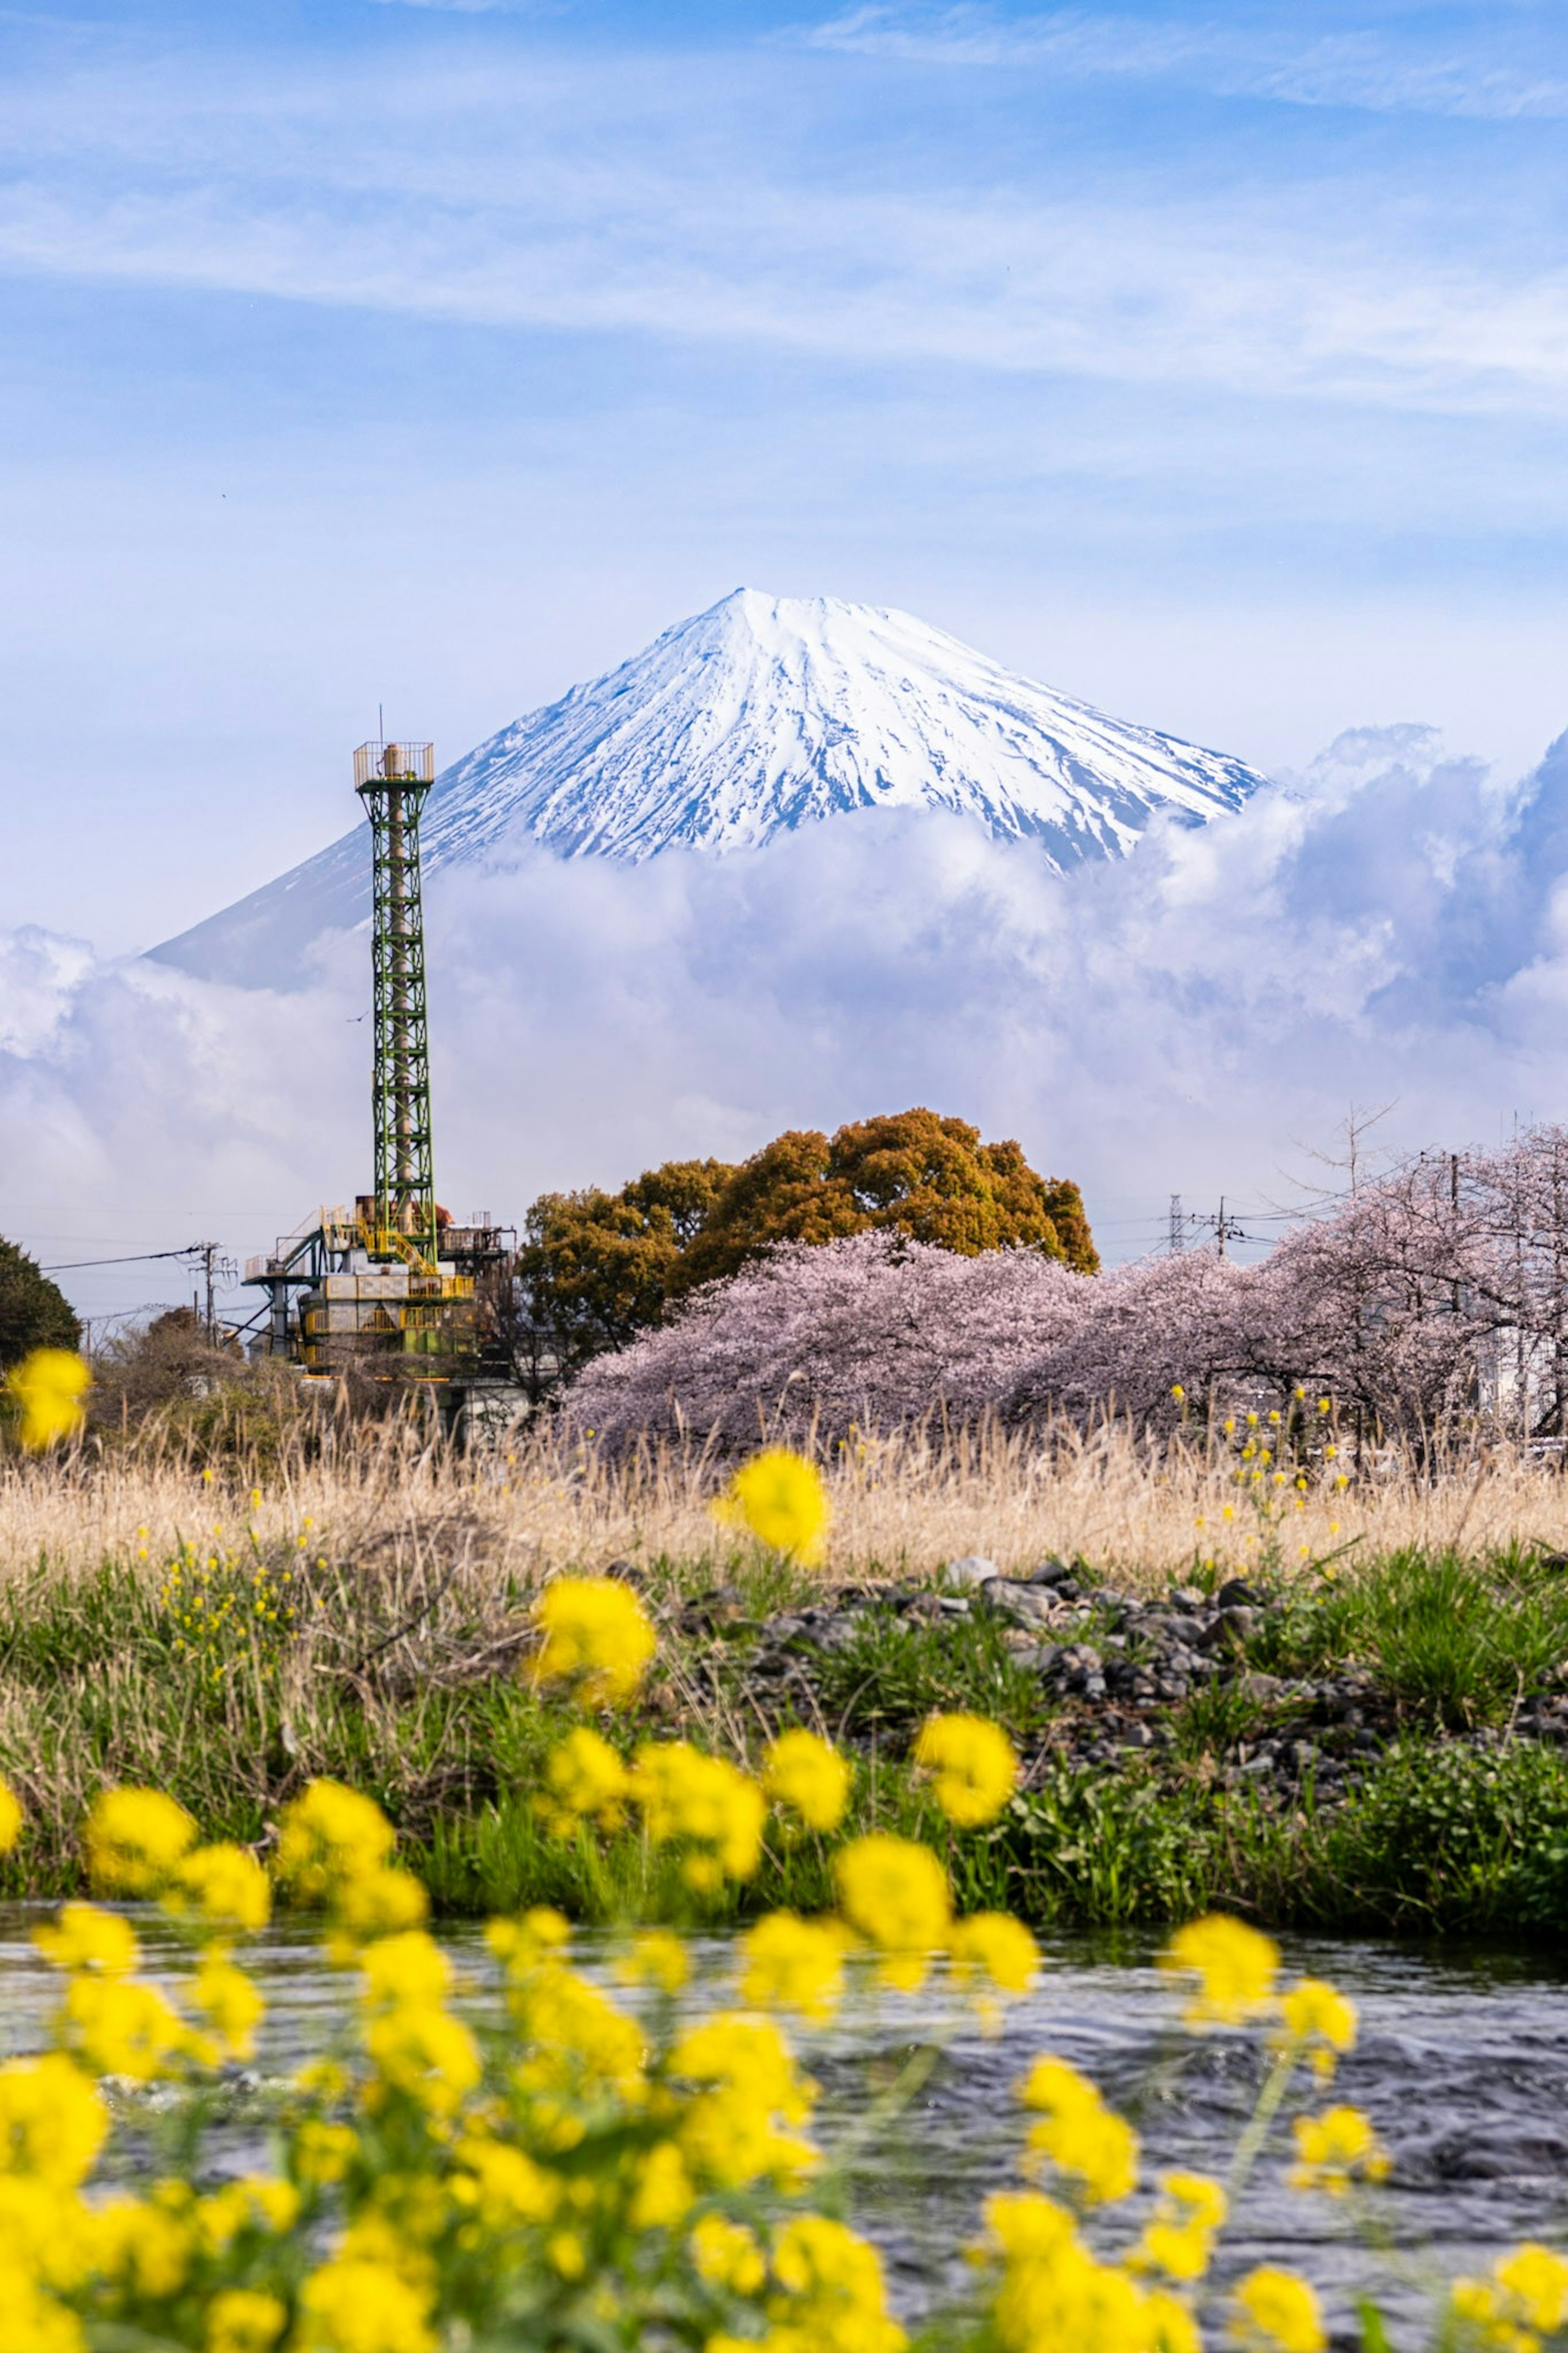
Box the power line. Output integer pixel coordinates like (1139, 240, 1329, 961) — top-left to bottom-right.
(38, 1248, 214, 1273)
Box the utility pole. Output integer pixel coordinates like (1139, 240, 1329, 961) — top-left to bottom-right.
(1182, 1200, 1250, 1258)
(195, 1242, 218, 1345)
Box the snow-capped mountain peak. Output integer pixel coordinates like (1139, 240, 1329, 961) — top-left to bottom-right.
(423, 587, 1265, 865)
(151, 589, 1272, 985)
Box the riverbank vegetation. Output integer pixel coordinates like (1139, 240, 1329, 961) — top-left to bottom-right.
(9, 1749, 1541, 2353)
(5, 1575, 1566, 2353)
(4, 1418, 1568, 1938)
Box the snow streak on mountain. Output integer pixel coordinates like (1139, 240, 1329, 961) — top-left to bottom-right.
(152, 590, 1272, 986)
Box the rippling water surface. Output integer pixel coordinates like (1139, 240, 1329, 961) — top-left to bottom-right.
(5, 1909, 1565, 2343)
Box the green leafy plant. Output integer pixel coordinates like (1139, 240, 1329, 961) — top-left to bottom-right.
(808, 1605, 1054, 1746)
(1250, 1547, 1568, 1726)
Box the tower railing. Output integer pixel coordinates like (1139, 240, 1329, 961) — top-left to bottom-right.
(353, 740, 435, 788)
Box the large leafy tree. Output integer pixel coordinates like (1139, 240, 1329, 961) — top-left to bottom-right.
(676, 1109, 1098, 1293)
(514, 1112, 1096, 1392)
(0, 1236, 80, 1370)
(514, 1159, 736, 1386)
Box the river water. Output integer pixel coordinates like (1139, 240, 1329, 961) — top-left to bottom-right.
(4, 1908, 1565, 2346)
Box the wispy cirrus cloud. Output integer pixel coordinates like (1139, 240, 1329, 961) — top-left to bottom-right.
(0, 42, 1566, 419)
(802, 5, 1568, 123)
(368, 1, 567, 14)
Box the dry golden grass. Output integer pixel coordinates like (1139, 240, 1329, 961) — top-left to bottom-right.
(3, 1416, 1566, 1592)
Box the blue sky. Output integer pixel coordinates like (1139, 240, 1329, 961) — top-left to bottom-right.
(5, 0, 1568, 954)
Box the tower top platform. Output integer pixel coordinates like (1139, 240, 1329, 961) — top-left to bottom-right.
(354, 740, 434, 790)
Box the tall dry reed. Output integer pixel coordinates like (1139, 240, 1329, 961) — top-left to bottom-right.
(2, 1416, 1565, 1592)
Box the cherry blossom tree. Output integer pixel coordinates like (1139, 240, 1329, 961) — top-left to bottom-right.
(566, 1230, 1092, 1448)
(564, 1125, 1568, 1454)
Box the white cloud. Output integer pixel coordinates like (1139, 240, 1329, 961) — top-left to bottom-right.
(10, 725, 1568, 1317)
(370, 2, 559, 13)
(0, 37, 1566, 419)
(802, 7, 1568, 123)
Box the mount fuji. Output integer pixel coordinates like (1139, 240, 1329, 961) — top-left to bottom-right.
(151, 590, 1274, 987)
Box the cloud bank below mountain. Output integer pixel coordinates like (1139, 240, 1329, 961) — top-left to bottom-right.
(6, 722, 1568, 1320)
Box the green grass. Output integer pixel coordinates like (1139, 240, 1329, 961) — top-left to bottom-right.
(1164, 1681, 1274, 1762)
(414, 1762, 1001, 1925)
(1247, 1545, 1568, 1726)
(7, 1544, 1568, 1941)
(804, 1604, 1055, 1746)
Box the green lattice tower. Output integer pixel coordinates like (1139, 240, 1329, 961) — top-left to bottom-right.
(354, 740, 439, 1266)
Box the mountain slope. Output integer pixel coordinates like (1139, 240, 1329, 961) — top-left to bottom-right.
(151, 589, 1272, 986)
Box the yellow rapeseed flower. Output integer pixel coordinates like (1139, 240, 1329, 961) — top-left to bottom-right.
(1448, 2277, 1520, 2347)
(626, 2139, 694, 2230)
(1277, 1977, 1357, 2079)
(330, 1865, 430, 1945)
(615, 1928, 690, 1996)
(1230, 2265, 1325, 2353)
(669, 2011, 817, 2190)
(7, 1348, 89, 1451)
(762, 1727, 851, 1833)
(714, 1447, 830, 1566)
(1018, 2055, 1138, 2205)
(1161, 1914, 1280, 2025)
(190, 1955, 265, 2064)
(531, 1576, 657, 1707)
(274, 1780, 396, 1906)
(61, 1974, 194, 2081)
(1454, 2244, 1568, 2347)
(168, 1842, 271, 1936)
(979, 2187, 1192, 2353)
(739, 1910, 847, 2021)
(1289, 2105, 1389, 2197)
(629, 1741, 766, 1885)
(450, 2133, 560, 2227)
(833, 1834, 951, 1992)
(767, 2212, 907, 2353)
(948, 1912, 1040, 1999)
(537, 1726, 630, 1837)
(84, 1787, 196, 1896)
(364, 2002, 482, 2117)
(0, 2052, 107, 2188)
(508, 1959, 645, 2105)
(296, 2256, 436, 2353)
(912, 1714, 1018, 1829)
(294, 2119, 359, 2188)
(690, 2213, 766, 2296)
(90, 2194, 194, 2299)
(486, 1905, 571, 1972)
(1497, 2246, 1568, 2333)
(1134, 2171, 1227, 2281)
(205, 2287, 288, 2353)
(33, 1902, 139, 1978)
(358, 1928, 453, 2013)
